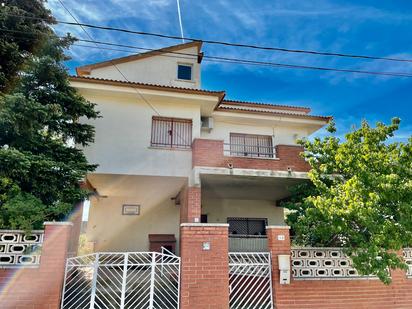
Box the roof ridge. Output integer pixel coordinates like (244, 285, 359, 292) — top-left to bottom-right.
(76, 41, 203, 76)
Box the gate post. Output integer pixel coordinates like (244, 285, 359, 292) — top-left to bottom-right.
(149, 252, 156, 309)
(120, 253, 128, 309)
(89, 252, 99, 309)
(266, 226, 291, 308)
(180, 223, 229, 309)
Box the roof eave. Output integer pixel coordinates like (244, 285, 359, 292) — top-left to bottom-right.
(216, 106, 332, 123)
(219, 99, 311, 114)
(69, 76, 226, 101)
(75, 41, 203, 76)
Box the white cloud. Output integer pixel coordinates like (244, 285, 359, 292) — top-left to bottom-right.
(45, 0, 412, 85)
(324, 53, 412, 84)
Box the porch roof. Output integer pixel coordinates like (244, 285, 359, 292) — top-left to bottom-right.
(199, 172, 308, 201)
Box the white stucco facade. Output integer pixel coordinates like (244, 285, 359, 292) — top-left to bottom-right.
(72, 42, 329, 253)
(202, 198, 285, 226)
(79, 91, 201, 177)
(79, 46, 201, 89)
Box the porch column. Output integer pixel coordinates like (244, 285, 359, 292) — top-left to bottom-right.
(180, 223, 229, 309)
(266, 225, 291, 307)
(180, 185, 201, 223)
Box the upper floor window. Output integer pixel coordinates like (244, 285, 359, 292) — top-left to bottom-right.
(151, 116, 192, 149)
(229, 133, 274, 158)
(177, 64, 192, 80)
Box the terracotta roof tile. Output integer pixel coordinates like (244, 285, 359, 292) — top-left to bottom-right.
(221, 99, 311, 113)
(69, 75, 226, 97)
(70, 76, 330, 121)
(216, 105, 332, 122)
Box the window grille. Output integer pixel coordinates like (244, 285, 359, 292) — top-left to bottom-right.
(230, 133, 274, 158)
(227, 217, 268, 236)
(151, 116, 192, 149)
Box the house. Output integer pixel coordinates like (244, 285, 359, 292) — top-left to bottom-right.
(70, 41, 330, 256)
(59, 42, 412, 309)
(3, 41, 412, 309)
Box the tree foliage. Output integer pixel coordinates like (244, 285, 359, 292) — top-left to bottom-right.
(283, 118, 412, 283)
(0, 0, 55, 93)
(0, 3, 99, 230)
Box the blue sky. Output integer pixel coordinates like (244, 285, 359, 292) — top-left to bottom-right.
(47, 0, 412, 141)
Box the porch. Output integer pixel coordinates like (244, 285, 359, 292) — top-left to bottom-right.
(198, 173, 305, 252)
(84, 169, 307, 254)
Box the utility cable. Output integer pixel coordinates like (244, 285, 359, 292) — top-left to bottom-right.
(3, 12, 412, 63)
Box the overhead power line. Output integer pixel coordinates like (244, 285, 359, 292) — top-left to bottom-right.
(2, 28, 412, 78)
(3, 12, 412, 64)
(55, 0, 216, 147)
(56, 0, 163, 117)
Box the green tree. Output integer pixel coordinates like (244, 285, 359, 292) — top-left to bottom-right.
(283, 119, 412, 283)
(0, 0, 55, 93)
(0, 29, 99, 230)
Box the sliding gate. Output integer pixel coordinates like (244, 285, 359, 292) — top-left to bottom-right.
(228, 252, 273, 309)
(61, 251, 180, 309)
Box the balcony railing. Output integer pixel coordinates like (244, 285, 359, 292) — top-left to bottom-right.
(228, 235, 268, 252)
(223, 143, 276, 159)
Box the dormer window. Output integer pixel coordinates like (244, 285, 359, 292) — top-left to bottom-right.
(177, 64, 192, 81)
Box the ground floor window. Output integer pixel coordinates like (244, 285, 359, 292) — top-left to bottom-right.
(227, 217, 268, 236)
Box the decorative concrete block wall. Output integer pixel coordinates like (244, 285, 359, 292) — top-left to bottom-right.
(291, 247, 375, 279)
(0, 222, 73, 309)
(403, 248, 412, 278)
(0, 230, 44, 267)
(267, 226, 412, 309)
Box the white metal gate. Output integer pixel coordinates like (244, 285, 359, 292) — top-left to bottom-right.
(61, 251, 180, 309)
(228, 252, 273, 309)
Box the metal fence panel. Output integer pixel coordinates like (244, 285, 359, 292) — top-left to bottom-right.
(61, 251, 180, 309)
(228, 252, 273, 309)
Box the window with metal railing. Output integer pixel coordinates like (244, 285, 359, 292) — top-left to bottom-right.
(229, 133, 274, 158)
(228, 217, 268, 236)
(150, 116, 192, 149)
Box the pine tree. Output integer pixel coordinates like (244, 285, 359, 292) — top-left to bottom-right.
(0, 4, 99, 230)
(0, 0, 54, 93)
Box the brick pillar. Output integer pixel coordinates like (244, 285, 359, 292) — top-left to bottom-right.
(266, 225, 291, 307)
(0, 222, 73, 309)
(180, 223, 229, 309)
(180, 186, 201, 223)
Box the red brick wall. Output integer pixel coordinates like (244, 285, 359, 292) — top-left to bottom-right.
(267, 226, 412, 309)
(0, 222, 72, 309)
(180, 186, 201, 224)
(192, 138, 310, 172)
(180, 224, 229, 309)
